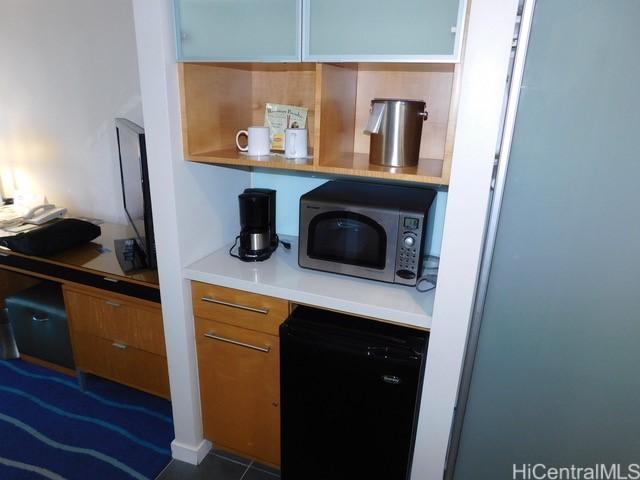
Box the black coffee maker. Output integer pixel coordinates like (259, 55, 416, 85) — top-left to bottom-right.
(236, 188, 278, 261)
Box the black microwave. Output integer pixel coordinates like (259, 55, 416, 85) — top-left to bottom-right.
(299, 181, 436, 286)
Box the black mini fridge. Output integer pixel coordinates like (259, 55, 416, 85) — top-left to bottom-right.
(280, 306, 429, 480)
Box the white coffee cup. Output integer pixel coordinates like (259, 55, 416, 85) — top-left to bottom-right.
(284, 128, 308, 159)
(236, 126, 271, 156)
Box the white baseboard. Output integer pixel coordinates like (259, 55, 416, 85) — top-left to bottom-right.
(171, 438, 212, 465)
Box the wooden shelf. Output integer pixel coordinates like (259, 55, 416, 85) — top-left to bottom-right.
(319, 153, 445, 184)
(180, 62, 459, 186)
(190, 149, 446, 185)
(190, 148, 315, 173)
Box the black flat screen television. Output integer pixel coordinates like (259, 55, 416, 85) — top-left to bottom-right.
(115, 118, 157, 272)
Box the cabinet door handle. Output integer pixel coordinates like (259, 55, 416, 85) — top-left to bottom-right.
(105, 300, 121, 308)
(203, 332, 271, 353)
(200, 296, 269, 315)
(111, 342, 128, 350)
(32, 314, 49, 323)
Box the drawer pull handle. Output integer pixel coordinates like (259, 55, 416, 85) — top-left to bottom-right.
(103, 277, 119, 283)
(111, 342, 128, 350)
(105, 300, 121, 308)
(200, 296, 269, 315)
(32, 314, 49, 323)
(203, 332, 271, 353)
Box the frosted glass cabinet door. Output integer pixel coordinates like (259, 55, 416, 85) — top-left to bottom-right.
(303, 0, 466, 61)
(175, 0, 302, 61)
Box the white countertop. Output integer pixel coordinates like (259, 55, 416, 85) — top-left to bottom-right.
(184, 236, 434, 330)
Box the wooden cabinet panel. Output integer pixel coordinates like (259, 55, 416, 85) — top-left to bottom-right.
(179, 61, 458, 186)
(64, 285, 169, 399)
(192, 282, 288, 335)
(73, 331, 170, 399)
(64, 287, 166, 356)
(196, 316, 280, 466)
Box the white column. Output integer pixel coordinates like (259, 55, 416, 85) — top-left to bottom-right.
(411, 0, 520, 478)
(131, 0, 250, 464)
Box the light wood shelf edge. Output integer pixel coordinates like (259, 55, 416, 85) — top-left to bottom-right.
(179, 63, 190, 160)
(187, 150, 448, 186)
(441, 63, 463, 185)
(188, 149, 316, 173)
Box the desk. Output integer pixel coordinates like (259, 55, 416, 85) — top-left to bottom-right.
(0, 223, 160, 303)
(0, 223, 169, 398)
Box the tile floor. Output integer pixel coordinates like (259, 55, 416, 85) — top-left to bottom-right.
(156, 449, 280, 480)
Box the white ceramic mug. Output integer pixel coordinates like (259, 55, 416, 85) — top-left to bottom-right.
(284, 128, 308, 158)
(236, 126, 271, 156)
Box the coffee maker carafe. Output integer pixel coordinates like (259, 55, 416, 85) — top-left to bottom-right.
(237, 188, 278, 261)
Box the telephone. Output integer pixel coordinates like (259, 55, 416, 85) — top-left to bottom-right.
(23, 204, 67, 225)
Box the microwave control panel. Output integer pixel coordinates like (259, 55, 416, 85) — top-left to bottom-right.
(394, 215, 424, 285)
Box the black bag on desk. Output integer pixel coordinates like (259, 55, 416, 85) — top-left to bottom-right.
(0, 219, 101, 256)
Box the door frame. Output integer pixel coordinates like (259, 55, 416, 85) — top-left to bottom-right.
(442, 0, 537, 477)
(408, 0, 522, 478)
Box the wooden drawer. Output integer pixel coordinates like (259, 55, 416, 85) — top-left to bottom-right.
(192, 282, 288, 335)
(196, 316, 280, 466)
(73, 331, 170, 399)
(64, 286, 166, 356)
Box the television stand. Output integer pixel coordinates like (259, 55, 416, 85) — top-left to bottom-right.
(114, 238, 151, 274)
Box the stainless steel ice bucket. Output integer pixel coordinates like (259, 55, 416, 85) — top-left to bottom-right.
(364, 99, 428, 168)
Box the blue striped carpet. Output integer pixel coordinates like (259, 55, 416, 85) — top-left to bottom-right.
(0, 360, 174, 480)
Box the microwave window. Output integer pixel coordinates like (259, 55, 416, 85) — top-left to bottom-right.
(307, 211, 387, 270)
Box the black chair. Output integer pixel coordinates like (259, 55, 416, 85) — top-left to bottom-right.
(6, 282, 74, 369)
(0, 308, 19, 360)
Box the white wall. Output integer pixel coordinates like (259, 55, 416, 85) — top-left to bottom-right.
(132, 0, 251, 464)
(0, 0, 142, 223)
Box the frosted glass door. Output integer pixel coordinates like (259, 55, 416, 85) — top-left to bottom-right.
(303, 0, 464, 61)
(175, 0, 301, 61)
(453, 1, 640, 479)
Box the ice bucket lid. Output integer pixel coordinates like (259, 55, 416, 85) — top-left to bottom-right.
(371, 98, 426, 107)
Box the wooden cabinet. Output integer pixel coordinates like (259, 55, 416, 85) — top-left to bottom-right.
(303, 0, 466, 62)
(175, 0, 302, 62)
(180, 61, 460, 186)
(63, 285, 170, 399)
(174, 0, 466, 63)
(193, 282, 286, 466)
(72, 331, 170, 397)
(192, 281, 288, 335)
(174, 0, 468, 184)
